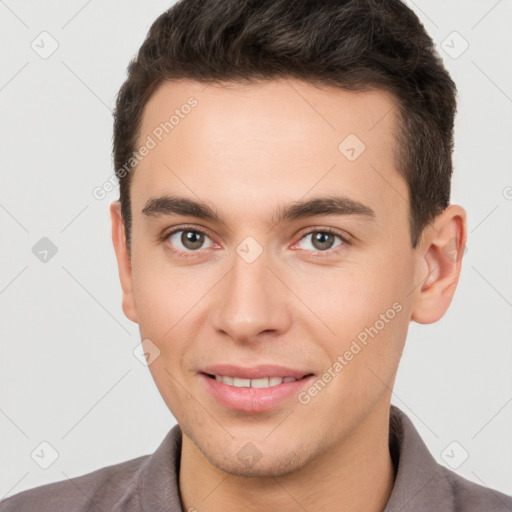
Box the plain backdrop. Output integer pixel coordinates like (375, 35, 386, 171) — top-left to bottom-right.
(1, 0, 511, 500)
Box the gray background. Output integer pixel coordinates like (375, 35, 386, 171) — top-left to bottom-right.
(1, 0, 511, 500)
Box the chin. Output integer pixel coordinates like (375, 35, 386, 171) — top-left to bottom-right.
(195, 436, 316, 478)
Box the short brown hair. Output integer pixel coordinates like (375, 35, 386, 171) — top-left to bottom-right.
(113, 0, 457, 251)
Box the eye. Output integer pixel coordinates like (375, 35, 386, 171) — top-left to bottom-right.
(162, 226, 348, 258)
(294, 229, 346, 255)
(165, 227, 215, 254)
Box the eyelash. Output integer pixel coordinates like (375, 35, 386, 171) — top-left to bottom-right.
(161, 225, 349, 259)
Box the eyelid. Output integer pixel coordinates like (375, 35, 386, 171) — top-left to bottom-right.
(293, 225, 352, 243)
(161, 223, 212, 240)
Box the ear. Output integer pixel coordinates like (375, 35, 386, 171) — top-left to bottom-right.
(110, 201, 138, 323)
(411, 204, 467, 324)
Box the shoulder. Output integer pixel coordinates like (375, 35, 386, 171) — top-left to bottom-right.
(387, 406, 512, 512)
(439, 465, 512, 512)
(0, 424, 183, 512)
(0, 454, 149, 512)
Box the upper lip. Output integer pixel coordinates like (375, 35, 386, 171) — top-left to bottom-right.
(200, 364, 313, 380)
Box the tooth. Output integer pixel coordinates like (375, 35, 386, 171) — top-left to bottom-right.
(215, 375, 294, 387)
(233, 377, 251, 387)
(251, 377, 269, 388)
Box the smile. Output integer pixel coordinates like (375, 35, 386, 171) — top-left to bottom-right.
(209, 375, 302, 388)
(201, 368, 315, 412)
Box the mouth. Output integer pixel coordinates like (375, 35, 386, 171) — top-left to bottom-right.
(203, 373, 313, 388)
(199, 365, 315, 413)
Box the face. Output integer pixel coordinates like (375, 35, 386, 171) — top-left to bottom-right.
(112, 79, 435, 477)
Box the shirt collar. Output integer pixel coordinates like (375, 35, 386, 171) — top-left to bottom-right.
(383, 405, 453, 511)
(119, 405, 454, 511)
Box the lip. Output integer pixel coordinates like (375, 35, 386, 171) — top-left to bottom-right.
(199, 364, 315, 413)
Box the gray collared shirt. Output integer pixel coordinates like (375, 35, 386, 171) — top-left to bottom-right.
(1, 406, 511, 511)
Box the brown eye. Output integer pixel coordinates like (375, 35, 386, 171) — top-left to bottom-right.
(296, 230, 345, 254)
(311, 232, 337, 251)
(181, 231, 204, 250)
(167, 229, 213, 253)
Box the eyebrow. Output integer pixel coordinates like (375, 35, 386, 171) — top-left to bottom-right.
(141, 194, 375, 226)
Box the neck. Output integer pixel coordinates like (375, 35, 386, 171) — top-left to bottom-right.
(179, 402, 395, 512)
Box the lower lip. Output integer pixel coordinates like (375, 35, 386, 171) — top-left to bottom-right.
(200, 373, 314, 413)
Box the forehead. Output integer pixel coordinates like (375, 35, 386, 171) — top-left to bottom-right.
(131, 78, 407, 228)
(138, 78, 397, 154)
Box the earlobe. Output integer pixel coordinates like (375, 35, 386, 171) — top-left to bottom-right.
(110, 201, 139, 324)
(411, 205, 467, 324)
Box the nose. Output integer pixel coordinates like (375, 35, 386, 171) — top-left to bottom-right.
(211, 247, 292, 344)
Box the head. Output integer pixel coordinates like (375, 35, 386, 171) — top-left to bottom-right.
(111, 0, 466, 477)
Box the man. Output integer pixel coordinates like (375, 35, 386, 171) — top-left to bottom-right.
(1, 0, 510, 511)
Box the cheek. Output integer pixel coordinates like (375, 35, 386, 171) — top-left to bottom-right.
(129, 250, 219, 380)
(295, 256, 409, 331)
(130, 248, 203, 336)
(306, 254, 412, 383)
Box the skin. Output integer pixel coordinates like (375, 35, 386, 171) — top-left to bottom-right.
(111, 79, 466, 512)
